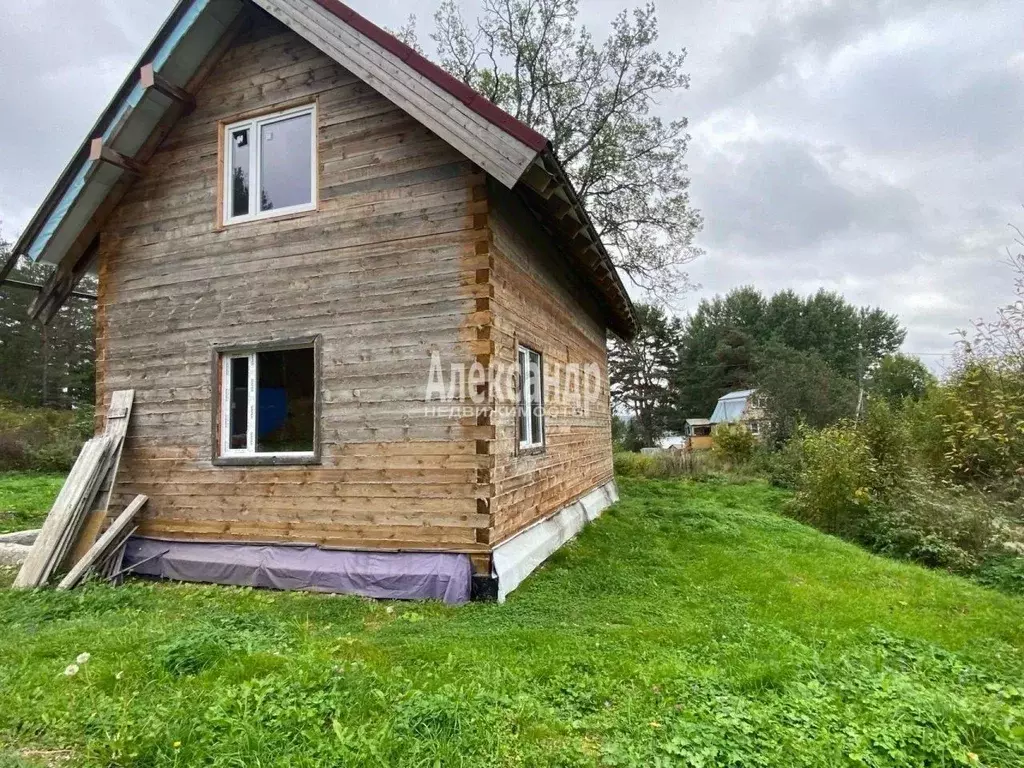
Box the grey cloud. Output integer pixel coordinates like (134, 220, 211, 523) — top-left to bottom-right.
(696, 138, 921, 252)
(0, 0, 1021, 371)
(822, 45, 1024, 157)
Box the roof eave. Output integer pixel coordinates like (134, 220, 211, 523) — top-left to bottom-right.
(10, 0, 200, 264)
(515, 148, 638, 340)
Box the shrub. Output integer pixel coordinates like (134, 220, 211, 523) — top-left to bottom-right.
(756, 435, 806, 489)
(860, 399, 911, 499)
(0, 400, 93, 472)
(974, 554, 1024, 595)
(932, 362, 1024, 486)
(861, 475, 1001, 572)
(782, 417, 1017, 579)
(614, 451, 657, 478)
(786, 422, 875, 539)
(711, 423, 757, 466)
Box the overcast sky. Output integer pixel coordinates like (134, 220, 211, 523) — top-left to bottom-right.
(1, 0, 1021, 370)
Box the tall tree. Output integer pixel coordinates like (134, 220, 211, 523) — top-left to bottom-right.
(755, 343, 859, 445)
(0, 243, 95, 410)
(672, 286, 767, 420)
(867, 354, 935, 407)
(427, 0, 702, 298)
(672, 287, 905, 419)
(608, 303, 682, 447)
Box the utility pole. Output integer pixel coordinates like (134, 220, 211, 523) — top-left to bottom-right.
(855, 310, 865, 420)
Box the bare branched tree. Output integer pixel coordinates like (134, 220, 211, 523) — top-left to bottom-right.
(386, 14, 422, 52)
(424, 0, 701, 299)
(958, 221, 1024, 371)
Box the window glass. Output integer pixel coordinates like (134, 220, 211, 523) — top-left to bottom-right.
(228, 355, 249, 450)
(256, 348, 315, 453)
(529, 351, 544, 445)
(518, 348, 529, 444)
(518, 346, 544, 449)
(230, 128, 250, 218)
(260, 113, 313, 212)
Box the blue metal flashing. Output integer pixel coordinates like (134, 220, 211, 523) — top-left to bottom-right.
(26, 0, 213, 262)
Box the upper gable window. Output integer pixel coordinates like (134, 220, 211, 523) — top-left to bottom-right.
(223, 104, 317, 225)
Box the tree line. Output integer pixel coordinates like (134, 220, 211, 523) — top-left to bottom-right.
(0, 242, 95, 410)
(609, 287, 934, 448)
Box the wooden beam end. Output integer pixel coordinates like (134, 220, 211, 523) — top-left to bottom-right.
(139, 63, 156, 89)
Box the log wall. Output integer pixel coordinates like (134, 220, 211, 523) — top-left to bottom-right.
(96, 13, 491, 552)
(487, 183, 615, 544)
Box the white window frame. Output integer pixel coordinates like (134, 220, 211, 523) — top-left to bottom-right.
(219, 349, 316, 460)
(222, 103, 318, 226)
(518, 345, 545, 451)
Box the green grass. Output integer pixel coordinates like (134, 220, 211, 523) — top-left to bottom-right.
(0, 477, 1022, 767)
(0, 472, 64, 534)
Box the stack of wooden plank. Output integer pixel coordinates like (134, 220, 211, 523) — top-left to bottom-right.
(13, 437, 115, 588)
(12, 390, 138, 590)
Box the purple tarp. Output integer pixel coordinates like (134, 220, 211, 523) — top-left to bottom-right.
(123, 538, 473, 604)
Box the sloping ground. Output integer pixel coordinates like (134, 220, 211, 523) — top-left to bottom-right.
(0, 478, 1021, 767)
(0, 473, 64, 534)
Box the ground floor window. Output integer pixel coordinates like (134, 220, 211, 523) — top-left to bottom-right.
(518, 345, 545, 450)
(217, 339, 319, 463)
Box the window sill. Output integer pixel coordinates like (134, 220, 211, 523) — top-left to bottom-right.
(218, 204, 317, 230)
(214, 454, 321, 467)
(517, 446, 547, 458)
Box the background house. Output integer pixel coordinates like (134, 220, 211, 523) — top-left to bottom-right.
(709, 389, 768, 437)
(682, 418, 713, 450)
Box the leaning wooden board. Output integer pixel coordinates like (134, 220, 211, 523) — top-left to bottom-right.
(66, 390, 135, 567)
(37, 437, 116, 586)
(58, 495, 148, 590)
(13, 437, 114, 588)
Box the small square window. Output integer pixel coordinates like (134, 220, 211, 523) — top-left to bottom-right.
(223, 104, 317, 225)
(218, 341, 319, 463)
(518, 345, 545, 451)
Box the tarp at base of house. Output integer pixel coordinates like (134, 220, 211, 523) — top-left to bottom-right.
(122, 538, 472, 604)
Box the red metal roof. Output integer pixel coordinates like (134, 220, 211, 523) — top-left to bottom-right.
(312, 0, 549, 153)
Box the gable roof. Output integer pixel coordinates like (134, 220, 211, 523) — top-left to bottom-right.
(311, 0, 548, 154)
(709, 389, 757, 424)
(2, 0, 636, 338)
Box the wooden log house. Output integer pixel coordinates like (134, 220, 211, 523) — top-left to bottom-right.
(2, 0, 637, 603)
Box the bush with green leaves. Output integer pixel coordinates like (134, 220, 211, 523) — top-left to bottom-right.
(780, 407, 1021, 586)
(861, 474, 1002, 572)
(755, 433, 805, 489)
(711, 423, 758, 466)
(785, 422, 875, 539)
(930, 361, 1024, 488)
(0, 400, 93, 472)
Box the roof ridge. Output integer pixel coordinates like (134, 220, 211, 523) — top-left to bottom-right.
(311, 0, 548, 152)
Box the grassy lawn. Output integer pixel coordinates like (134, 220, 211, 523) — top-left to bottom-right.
(0, 477, 1022, 767)
(0, 472, 64, 534)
